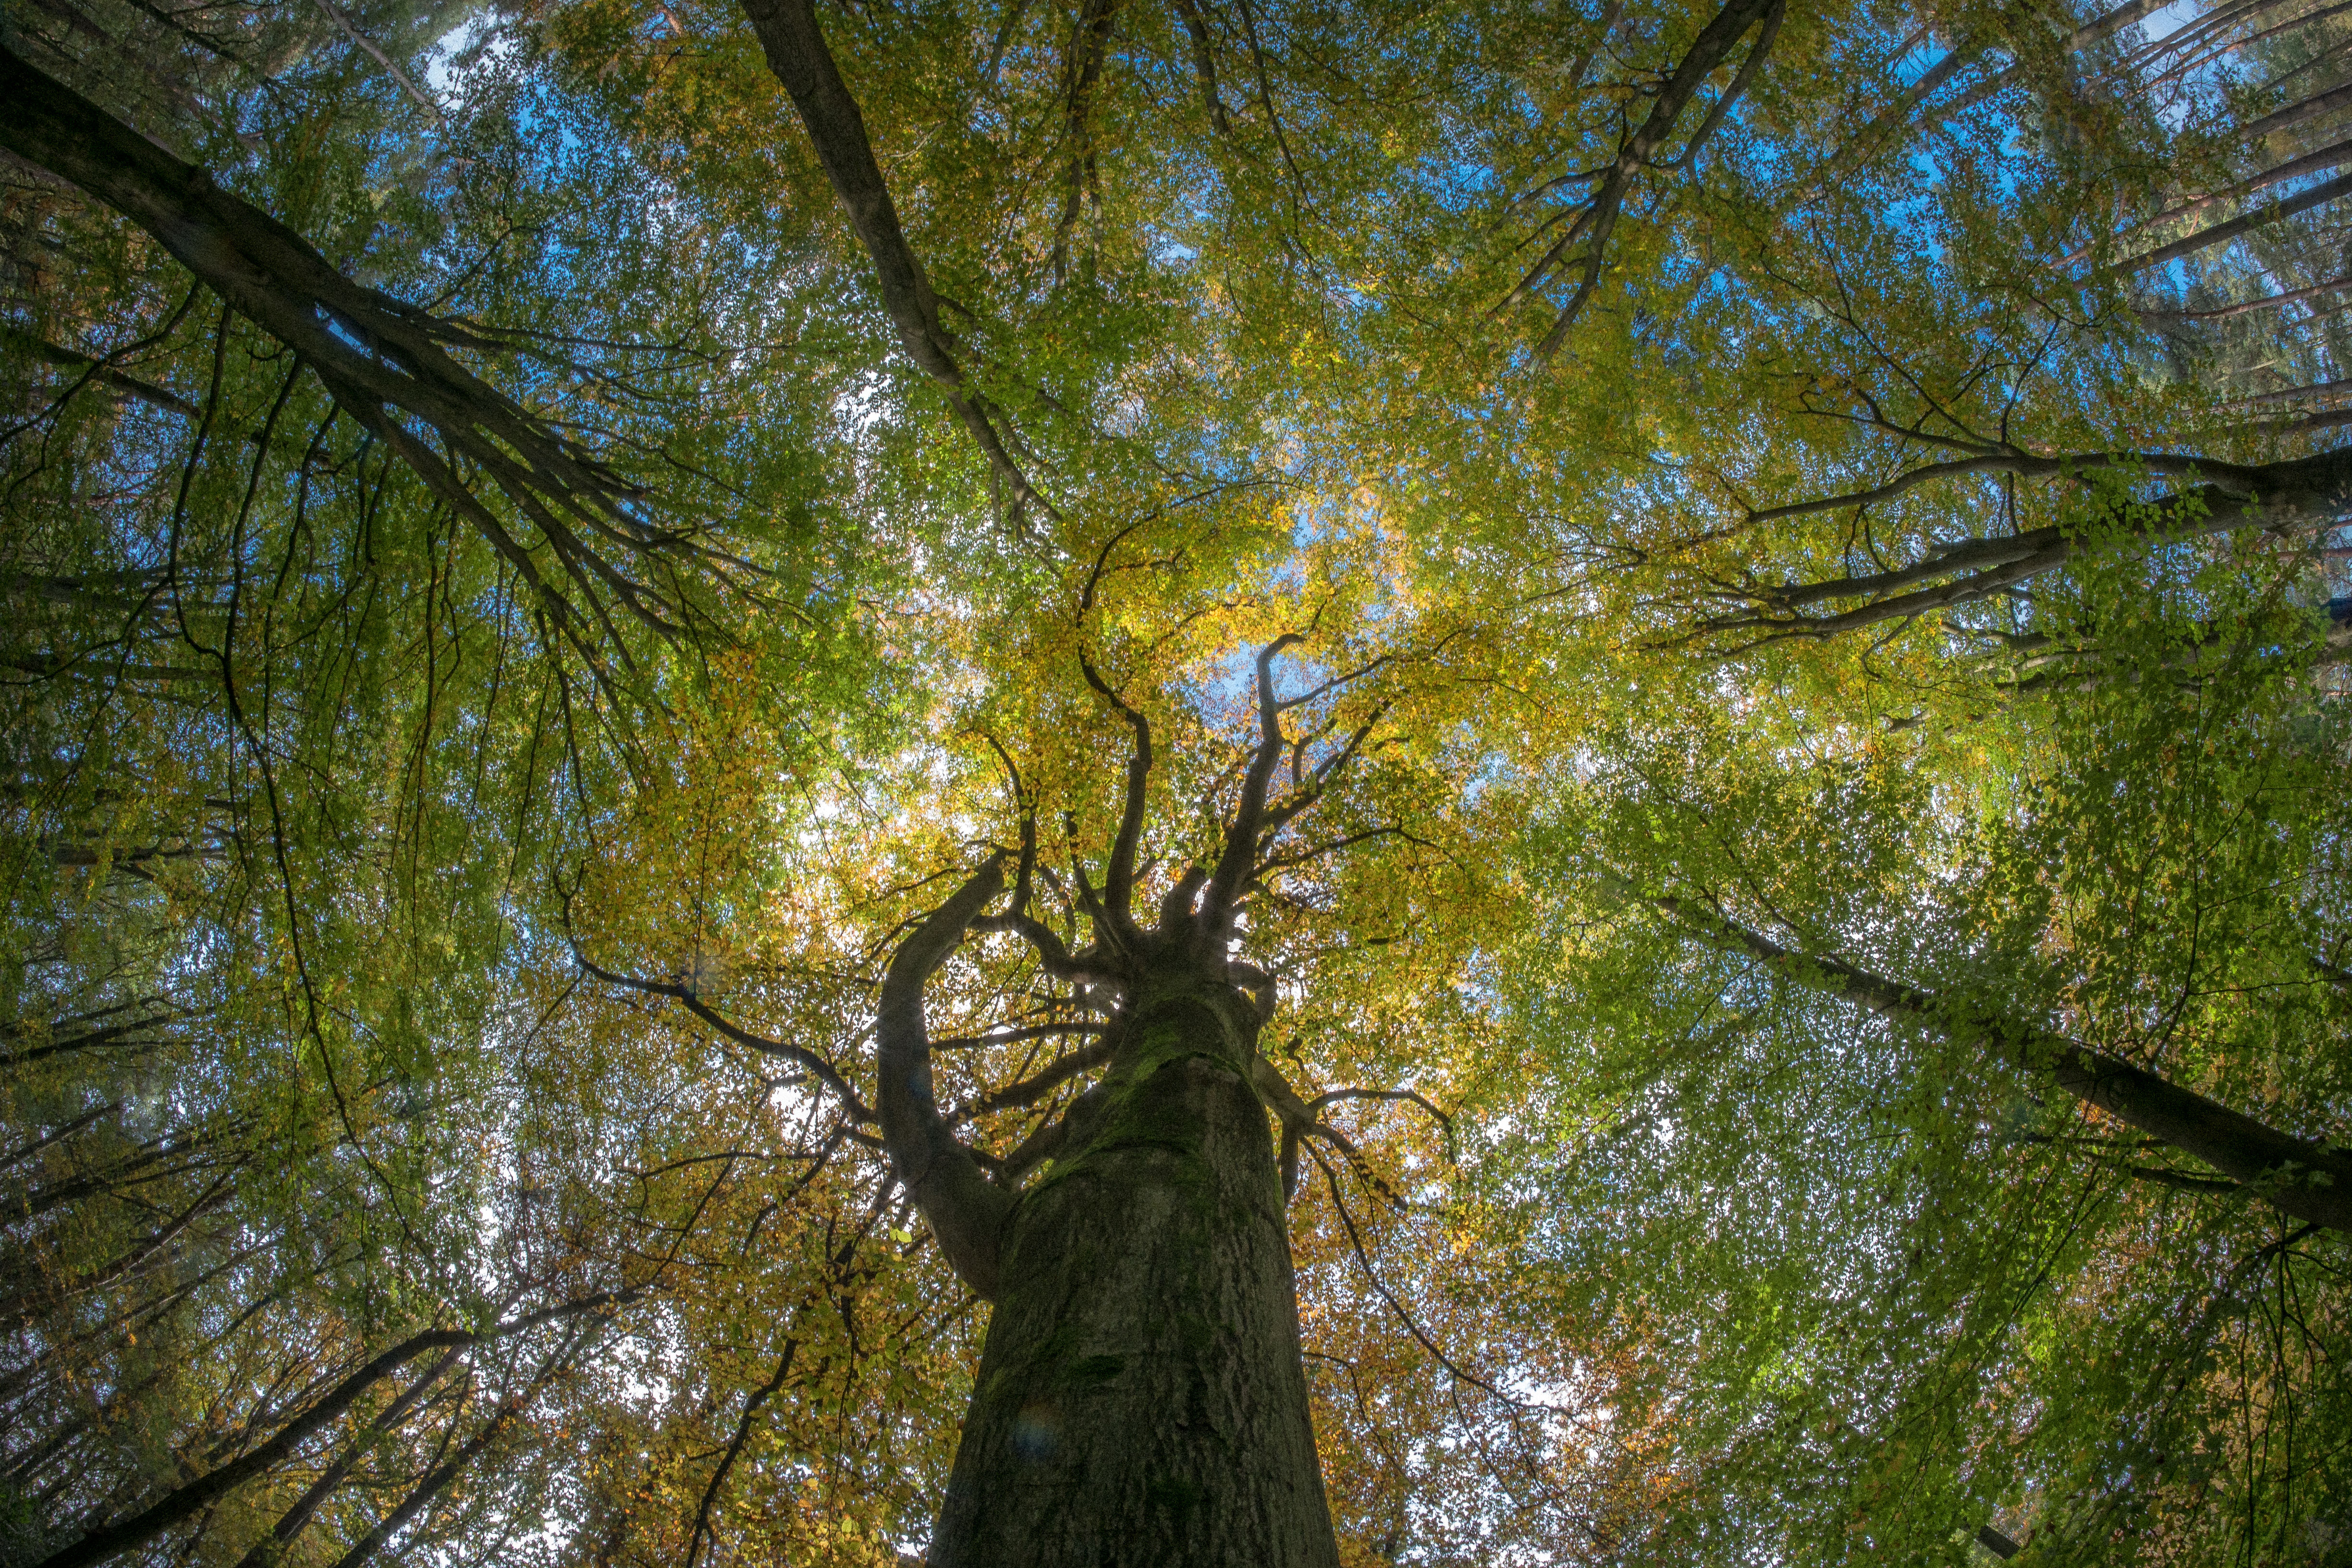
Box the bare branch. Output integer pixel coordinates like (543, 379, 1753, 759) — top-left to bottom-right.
(313, 0, 443, 125)
(959, 1041, 1116, 1119)
(1500, 0, 1780, 357)
(1078, 652, 1152, 937)
(929, 1021, 1105, 1051)
(34, 1293, 635, 1568)
(1204, 634, 1305, 931)
(1310, 1087, 1455, 1156)
(2144, 273, 2352, 322)
(0, 46, 721, 662)
(563, 922, 876, 1124)
(2113, 168, 2352, 277)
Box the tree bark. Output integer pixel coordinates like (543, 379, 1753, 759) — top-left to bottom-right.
(883, 643, 1354, 1566)
(930, 957, 1337, 1568)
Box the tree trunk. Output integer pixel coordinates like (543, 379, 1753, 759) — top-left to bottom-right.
(930, 960, 1337, 1568)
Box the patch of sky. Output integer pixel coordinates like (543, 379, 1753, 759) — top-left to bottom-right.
(2137, 0, 2208, 47)
(424, 9, 513, 101)
(1147, 229, 1201, 267)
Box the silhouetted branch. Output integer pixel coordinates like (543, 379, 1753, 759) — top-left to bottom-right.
(1650, 889, 2352, 1233)
(564, 929, 877, 1124)
(1204, 635, 1304, 932)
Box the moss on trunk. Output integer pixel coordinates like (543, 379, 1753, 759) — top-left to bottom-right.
(930, 962, 1338, 1568)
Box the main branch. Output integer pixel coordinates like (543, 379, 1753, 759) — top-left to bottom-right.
(877, 858, 1017, 1299)
(0, 46, 717, 662)
(1692, 445, 2352, 645)
(737, 0, 1052, 523)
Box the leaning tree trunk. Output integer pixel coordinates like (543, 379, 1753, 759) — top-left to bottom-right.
(931, 956, 1337, 1568)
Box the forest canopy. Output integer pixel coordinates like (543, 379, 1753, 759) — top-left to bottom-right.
(3, 0, 2351, 1559)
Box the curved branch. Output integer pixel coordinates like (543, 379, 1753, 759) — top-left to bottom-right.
(1307, 1145, 1541, 1410)
(1310, 1087, 1455, 1158)
(1078, 651, 1152, 938)
(1251, 1054, 1318, 1135)
(877, 858, 1017, 1298)
(960, 1041, 1116, 1119)
(0, 46, 711, 658)
(970, 911, 1110, 984)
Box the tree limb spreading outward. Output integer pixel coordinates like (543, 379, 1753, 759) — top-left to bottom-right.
(0, 45, 735, 670)
(1500, 0, 1784, 359)
(1688, 445, 2352, 648)
(1651, 891, 2352, 1234)
(35, 1292, 633, 1568)
(870, 637, 1428, 1293)
(736, 0, 1054, 524)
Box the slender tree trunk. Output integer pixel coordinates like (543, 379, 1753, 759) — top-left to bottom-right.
(1655, 894, 2352, 1233)
(930, 959, 1336, 1568)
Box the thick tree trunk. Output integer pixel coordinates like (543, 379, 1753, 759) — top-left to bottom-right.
(930, 961, 1337, 1568)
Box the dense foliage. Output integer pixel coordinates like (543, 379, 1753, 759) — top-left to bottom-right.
(4, 0, 2350, 1559)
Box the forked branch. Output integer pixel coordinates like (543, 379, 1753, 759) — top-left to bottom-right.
(1500, 0, 1782, 359)
(1691, 445, 2352, 646)
(0, 46, 725, 668)
(1079, 652, 1153, 942)
(561, 907, 877, 1123)
(1204, 634, 1304, 933)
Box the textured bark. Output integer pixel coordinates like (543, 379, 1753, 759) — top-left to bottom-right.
(931, 959, 1337, 1568)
